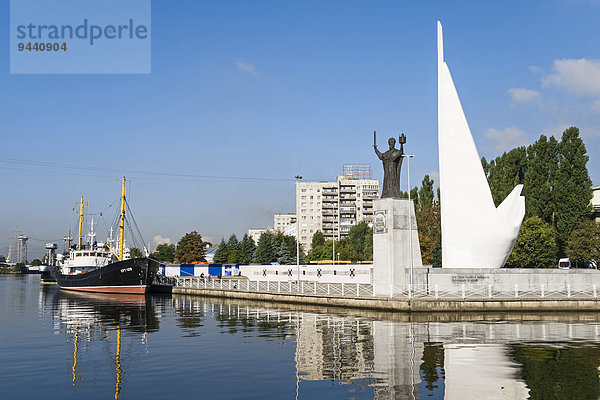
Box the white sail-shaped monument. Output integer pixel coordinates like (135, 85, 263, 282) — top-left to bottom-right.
(437, 21, 525, 268)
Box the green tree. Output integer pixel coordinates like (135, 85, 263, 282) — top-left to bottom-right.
(417, 203, 441, 265)
(30, 258, 42, 266)
(213, 238, 229, 264)
(344, 222, 372, 262)
(239, 234, 256, 264)
(484, 146, 528, 206)
(308, 239, 333, 261)
(129, 247, 142, 258)
(566, 221, 600, 267)
(311, 231, 325, 249)
(175, 231, 206, 263)
(418, 175, 435, 212)
(227, 248, 246, 264)
(253, 232, 276, 263)
(276, 241, 293, 264)
(227, 234, 240, 252)
(553, 127, 593, 253)
(507, 216, 558, 268)
(0, 255, 6, 262)
(151, 243, 176, 262)
(523, 135, 559, 223)
(225, 234, 245, 263)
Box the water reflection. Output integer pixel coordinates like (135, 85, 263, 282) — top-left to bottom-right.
(36, 281, 600, 399)
(171, 296, 600, 399)
(41, 286, 160, 399)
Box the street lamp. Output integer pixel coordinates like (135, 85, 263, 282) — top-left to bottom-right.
(295, 175, 302, 286)
(402, 154, 415, 298)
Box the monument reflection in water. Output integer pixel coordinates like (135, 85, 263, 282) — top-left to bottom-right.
(39, 285, 600, 399)
(173, 296, 600, 400)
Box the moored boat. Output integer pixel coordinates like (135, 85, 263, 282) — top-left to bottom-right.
(53, 177, 158, 294)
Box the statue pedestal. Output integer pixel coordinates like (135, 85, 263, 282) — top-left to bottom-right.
(372, 198, 422, 296)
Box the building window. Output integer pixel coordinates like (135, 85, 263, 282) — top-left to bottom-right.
(301, 189, 306, 192)
(302, 216, 307, 220)
(301, 196, 306, 200)
(302, 202, 307, 206)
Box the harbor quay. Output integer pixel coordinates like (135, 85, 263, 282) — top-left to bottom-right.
(162, 263, 600, 312)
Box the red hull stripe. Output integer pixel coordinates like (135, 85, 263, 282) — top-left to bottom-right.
(61, 285, 148, 294)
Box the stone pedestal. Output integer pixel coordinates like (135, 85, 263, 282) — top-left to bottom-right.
(373, 198, 422, 296)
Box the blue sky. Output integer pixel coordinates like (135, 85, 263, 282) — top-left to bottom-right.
(2, 0, 600, 258)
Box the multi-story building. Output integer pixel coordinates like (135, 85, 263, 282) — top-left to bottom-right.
(274, 213, 296, 233)
(296, 174, 380, 251)
(593, 186, 600, 223)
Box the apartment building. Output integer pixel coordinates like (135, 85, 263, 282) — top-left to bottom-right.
(593, 186, 600, 223)
(296, 175, 380, 250)
(274, 213, 296, 232)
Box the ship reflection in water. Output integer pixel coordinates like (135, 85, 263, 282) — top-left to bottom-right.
(42, 287, 160, 400)
(38, 283, 600, 399)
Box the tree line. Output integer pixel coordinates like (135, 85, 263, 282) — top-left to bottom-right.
(483, 127, 597, 267)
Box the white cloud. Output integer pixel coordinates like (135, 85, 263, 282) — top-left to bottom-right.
(152, 235, 171, 246)
(235, 58, 257, 75)
(529, 65, 543, 74)
(484, 127, 529, 153)
(508, 88, 540, 103)
(542, 58, 600, 96)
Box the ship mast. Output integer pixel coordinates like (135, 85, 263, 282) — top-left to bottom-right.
(118, 177, 129, 261)
(74, 196, 88, 251)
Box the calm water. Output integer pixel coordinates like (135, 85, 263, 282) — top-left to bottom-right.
(2, 275, 600, 399)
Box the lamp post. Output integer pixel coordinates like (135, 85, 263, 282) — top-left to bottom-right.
(402, 154, 415, 298)
(295, 175, 302, 286)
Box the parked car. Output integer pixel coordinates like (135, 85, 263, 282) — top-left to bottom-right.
(558, 258, 571, 269)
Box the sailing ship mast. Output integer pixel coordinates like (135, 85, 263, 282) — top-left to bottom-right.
(74, 197, 88, 251)
(118, 177, 129, 261)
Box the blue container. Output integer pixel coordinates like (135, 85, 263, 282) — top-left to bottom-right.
(180, 265, 195, 276)
(209, 265, 222, 276)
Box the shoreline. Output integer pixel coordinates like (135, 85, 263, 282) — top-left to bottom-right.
(173, 286, 600, 312)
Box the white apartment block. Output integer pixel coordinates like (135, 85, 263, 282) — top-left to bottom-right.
(296, 176, 380, 250)
(593, 186, 600, 223)
(274, 213, 297, 232)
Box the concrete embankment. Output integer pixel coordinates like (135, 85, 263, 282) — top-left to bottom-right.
(172, 287, 600, 312)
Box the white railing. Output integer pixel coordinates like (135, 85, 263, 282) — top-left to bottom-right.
(173, 278, 600, 300)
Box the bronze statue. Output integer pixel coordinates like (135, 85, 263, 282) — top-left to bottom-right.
(373, 131, 405, 199)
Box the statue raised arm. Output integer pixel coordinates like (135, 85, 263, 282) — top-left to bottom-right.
(373, 131, 405, 199)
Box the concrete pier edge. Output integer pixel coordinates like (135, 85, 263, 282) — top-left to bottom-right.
(172, 287, 600, 312)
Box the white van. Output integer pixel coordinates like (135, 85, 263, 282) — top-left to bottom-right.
(558, 258, 571, 269)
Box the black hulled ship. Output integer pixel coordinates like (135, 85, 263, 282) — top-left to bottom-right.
(53, 177, 159, 295)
